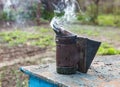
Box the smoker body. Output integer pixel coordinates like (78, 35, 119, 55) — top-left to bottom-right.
(56, 35, 78, 74)
(56, 36, 101, 74)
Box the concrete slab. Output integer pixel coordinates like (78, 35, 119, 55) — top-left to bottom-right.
(21, 55, 120, 87)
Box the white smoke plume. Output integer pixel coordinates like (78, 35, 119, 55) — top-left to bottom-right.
(50, 0, 80, 29)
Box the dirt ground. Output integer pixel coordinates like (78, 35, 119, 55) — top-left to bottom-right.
(0, 45, 46, 64)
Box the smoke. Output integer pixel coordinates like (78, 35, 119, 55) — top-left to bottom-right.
(2, 0, 40, 27)
(2, 0, 80, 29)
(50, 0, 80, 29)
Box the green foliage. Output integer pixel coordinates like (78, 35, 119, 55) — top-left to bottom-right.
(0, 28, 55, 48)
(98, 43, 120, 55)
(0, 12, 7, 20)
(41, 10, 54, 21)
(31, 35, 55, 48)
(107, 48, 118, 55)
(118, 50, 120, 54)
(55, 11, 65, 17)
(0, 10, 16, 21)
(1, 30, 28, 46)
(77, 14, 120, 27)
(97, 15, 116, 26)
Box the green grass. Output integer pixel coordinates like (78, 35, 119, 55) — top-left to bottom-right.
(69, 25, 99, 36)
(77, 14, 120, 27)
(98, 43, 120, 55)
(0, 26, 119, 55)
(74, 29, 99, 36)
(97, 14, 120, 27)
(0, 27, 55, 48)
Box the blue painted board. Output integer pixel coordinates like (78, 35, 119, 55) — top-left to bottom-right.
(20, 67, 58, 87)
(29, 75, 57, 87)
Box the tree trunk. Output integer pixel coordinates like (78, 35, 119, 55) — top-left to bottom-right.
(93, 0, 100, 24)
(36, 1, 41, 25)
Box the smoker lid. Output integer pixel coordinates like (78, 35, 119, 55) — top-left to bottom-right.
(56, 35, 77, 44)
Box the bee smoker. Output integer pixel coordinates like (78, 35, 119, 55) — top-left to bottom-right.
(53, 25, 101, 74)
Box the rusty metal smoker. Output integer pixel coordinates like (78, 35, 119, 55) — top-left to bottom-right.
(53, 25, 101, 74)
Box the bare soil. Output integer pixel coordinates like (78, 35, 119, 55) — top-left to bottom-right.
(0, 45, 46, 63)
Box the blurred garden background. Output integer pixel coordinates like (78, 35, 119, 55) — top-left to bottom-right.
(0, 0, 120, 87)
(0, 0, 120, 26)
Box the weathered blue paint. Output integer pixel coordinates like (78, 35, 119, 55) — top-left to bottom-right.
(29, 75, 57, 87)
(20, 67, 58, 87)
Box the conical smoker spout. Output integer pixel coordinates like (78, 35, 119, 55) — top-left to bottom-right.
(76, 37, 101, 73)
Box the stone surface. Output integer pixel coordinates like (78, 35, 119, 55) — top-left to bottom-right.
(21, 56, 120, 87)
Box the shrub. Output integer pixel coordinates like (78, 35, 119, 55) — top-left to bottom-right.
(106, 48, 118, 55)
(97, 14, 120, 27)
(98, 43, 120, 55)
(41, 10, 54, 21)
